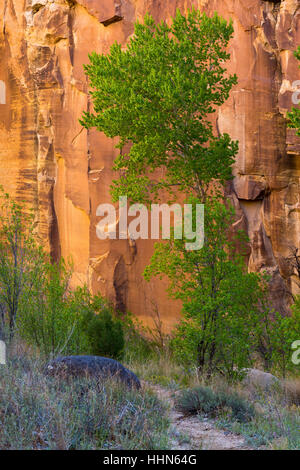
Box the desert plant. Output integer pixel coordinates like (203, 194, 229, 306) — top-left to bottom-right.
(123, 313, 156, 364)
(175, 386, 218, 415)
(175, 385, 255, 423)
(70, 287, 125, 359)
(219, 391, 255, 423)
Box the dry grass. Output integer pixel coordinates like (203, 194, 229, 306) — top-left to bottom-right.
(0, 350, 170, 450)
(284, 378, 300, 407)
(125, 348, 186, 387)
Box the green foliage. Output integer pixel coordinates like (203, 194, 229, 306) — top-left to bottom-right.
(80, 8, 263, 379)
(74, 288, 125, 359)
(85, 310, 124, 359)
(122, 313, 156, 363)
(0, 187, 45, 340)
(17, 260, 89, 358)
(81, 9, 238, 203)
(80, 7, 299, 382)
(0, 187, 124, 360)
(145, 198, 263, 379)
(176, 386, 217, 414)
(175, 386, 255, 423)
(287, 47, 300, 135)
(251, 302, 300, 378)
(222, 392, 255, 423)
(19, 277, 125, 360)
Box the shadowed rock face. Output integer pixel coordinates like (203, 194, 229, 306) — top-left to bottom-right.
(0, 1, 299, 326)
(45, 355, 141, 389)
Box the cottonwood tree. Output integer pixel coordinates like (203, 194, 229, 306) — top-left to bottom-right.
(81, 9, 282, 378)
(144, 199, 264, 378)
(81, 9, 238, 204)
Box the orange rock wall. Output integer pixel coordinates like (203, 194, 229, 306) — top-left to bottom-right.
(0, 0, 299, 328)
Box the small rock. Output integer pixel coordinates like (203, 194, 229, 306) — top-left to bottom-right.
(242, 368, 281, 391)
(45, 355, 141, 389)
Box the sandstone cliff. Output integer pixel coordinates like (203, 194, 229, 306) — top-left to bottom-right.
(0, 0, 299, 327)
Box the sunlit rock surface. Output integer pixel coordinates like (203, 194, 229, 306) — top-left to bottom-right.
(0, 0, 299, 327)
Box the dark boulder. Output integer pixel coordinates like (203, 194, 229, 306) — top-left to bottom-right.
(45, 355, 141, 389)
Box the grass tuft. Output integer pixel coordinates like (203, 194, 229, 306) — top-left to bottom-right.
(175, 386, 255, 423)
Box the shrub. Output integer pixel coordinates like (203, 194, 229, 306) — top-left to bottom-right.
(122, 314, 156, 363)
(18, 271, 125, 360)
(219, 391, 255, 423)
(252, 303, 300, 378)
(85, 309, 124, 359)
(175, 386, 255, 423)
(17, 260, 89, 358)
(73, 288, 125, 360)
(175, 386, 218, 415)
